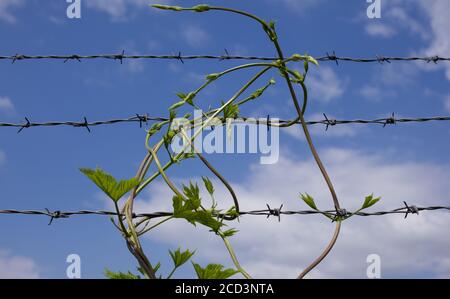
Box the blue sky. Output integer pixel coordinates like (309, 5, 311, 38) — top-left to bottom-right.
(1, 0, 450, 279)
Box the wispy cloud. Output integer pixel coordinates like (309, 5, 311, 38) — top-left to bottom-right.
(0, 249, 40, 278)
(0, 96, 15, 114)
(274, 0, 324, 13)
(357, 63, 418, 101)
(363, 1, 450, 81)
(181, 25, 210, 48)
(365, 23, 397, 38)
(416, 0, 450, 81)
(308, 66, 348, 102)
(0, 0, 23, 24)
(444, 94, 450, 111)
(86, 0, 167, 20)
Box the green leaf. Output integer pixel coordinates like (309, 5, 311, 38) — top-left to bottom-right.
(269, 20, 276, 31)
(221, 228, 238, 238)
(151, 4, 183, 11)
(184, 210, 223, 232)
(202, 176, 215, 196)
(306, 55, 319, 66)
(177, 92, 196, 106)
(104, 269, 141, 279)
(147, 122, 164, 136)
(172, 195, 223, 232)
(169, 248, 196, 268)
(288, 69, 304, 82)
(300, 193, 318, 210)
(154, 262, 161, 274)
(80, 168, 140, 202)
(183, 182, 201, 203)
(361, 194, 381, 209)
(225, 206, 239, 218)
(169, 100, 185, 111)
(192, 263, 239, 279)
(222, 101, 239, 119)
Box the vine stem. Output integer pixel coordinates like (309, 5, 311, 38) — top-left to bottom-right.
(221, 235, 252, 279)
(297, 221, 341, 279)
(193, 6, 343, 279)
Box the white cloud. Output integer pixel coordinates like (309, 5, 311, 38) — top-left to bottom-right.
(0, 96, 15, 114)
(0, 0, 23, 24)
(134, 147, 450, 278)
(357, 63, 418, 101)
(387, 6, 428, 39)
(307, 66, 348, 102)
(181, 25, 210, 48)
(275, 0, 324, 13)
(357, 85, 397, 102)
(416, 0, 450, 81)
(87, 0, 167, 20)
(444, 94, 450, 111)
(0, 249, 40, 278)
(365, 1, 450, 81)
(365, 23, 396, 38)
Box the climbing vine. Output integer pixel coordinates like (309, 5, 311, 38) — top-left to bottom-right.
(80, 4, 380, 279)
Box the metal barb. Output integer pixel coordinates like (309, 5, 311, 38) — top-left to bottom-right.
(326, 51, 339, 66)
(177, 51, 184, 64)
(323, 113, 337, 131)
(383, 112, 396, 127)
(266, 204, 283, 222)
(17, 117, 31, 133)
(403, 201, 419, 219)
(115, 50, 125, 64)
(45, 208, 69, 225)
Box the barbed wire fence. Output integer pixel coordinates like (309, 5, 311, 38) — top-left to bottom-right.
(2, 114, 450, 133)
(1, 52, 449, 64)
(1, 203, 450, 226)
(2, 52, 450, 225)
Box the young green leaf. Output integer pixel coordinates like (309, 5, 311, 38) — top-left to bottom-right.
(151, 4, 182, 11)
(361, 194, 381, 209)
(306, 55, 319, 66)
(169, 100, 185, 111)
(184, 210, 224, 232)
(183, 182, 201, 203)
(221, 228, 238, 238)
(225, 206, 239, 218)
(172, 193, 223, 232)
(79, 168, 140, 202)
(202, 176, 215, 196)
(192, 263, 239, 279)
(288, 69, 304, 82)
(147, 122, 164, 136)
(169, 248, 196, 268)
(176, 92, 195, 106)
(300, 193, 318, 210)
(104, 269, 141, 279)
(222, 101, 239, 119)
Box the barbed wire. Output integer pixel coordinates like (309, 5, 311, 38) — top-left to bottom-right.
(0, 202, 449, 225)
(1, 52, 450, 64)
(1, 113, 449, 133)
